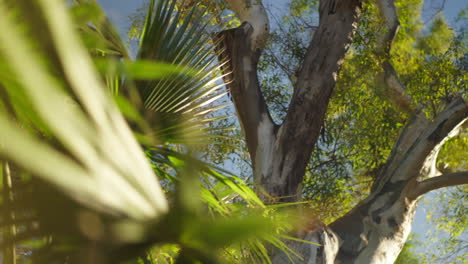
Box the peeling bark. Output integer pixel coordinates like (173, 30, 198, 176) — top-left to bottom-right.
(214, 22, 276, 169)
(320, 1, 468, 262)
(270, 98, 467, 264)
(217, 0, 362, 201)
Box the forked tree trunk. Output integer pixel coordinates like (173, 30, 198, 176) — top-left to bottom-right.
(216, 0, 362, 202)
(270, 100, 468, 264)
(216, 0, 468, 263)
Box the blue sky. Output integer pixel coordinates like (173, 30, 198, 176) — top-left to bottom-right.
(97, 0, 468, 35)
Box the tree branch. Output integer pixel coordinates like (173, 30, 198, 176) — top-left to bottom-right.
(379, 61, 414, 112)
(375, 0, 414, 113)
(370, 97, 467, 194)
(408, 171, 468, 200)
(283, 0, 362, 137)
(375, 0, 399, 56)
(269, 0, 361, 193)
(215, 2, 275, 166)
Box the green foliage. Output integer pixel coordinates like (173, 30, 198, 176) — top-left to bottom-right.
(438, 128, 468, 172)
(417, 17, 455, 54)
(289, 0, 319, 17)
(420, 187, 468, 264)
(428, 187, 467, 236)
(394, 235, 422, 264)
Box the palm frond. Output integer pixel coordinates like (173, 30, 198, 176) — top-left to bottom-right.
(71, 0, 130, 59)
(134, 0, 228, 144)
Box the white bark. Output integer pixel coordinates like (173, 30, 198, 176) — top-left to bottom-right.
(353, 197, 417, 264)
(224, 0, 269, 50)
(254, 113, 276, 186)
(331, 186, 419, 264)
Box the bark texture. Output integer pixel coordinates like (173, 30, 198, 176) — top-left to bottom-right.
(218, 0, 362, 202)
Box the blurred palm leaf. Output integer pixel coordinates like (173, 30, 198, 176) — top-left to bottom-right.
(0, 0, 298, 263)
(71, 0, 129, 59)
(0, 0, 169, 262)
(0, 0, 167, 220)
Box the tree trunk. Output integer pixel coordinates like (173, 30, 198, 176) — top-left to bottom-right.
(217, 0, 362, 202)
(330, 100, 467, 264)
(270, 99, 468, 264)
(216, 0, 468, 263)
